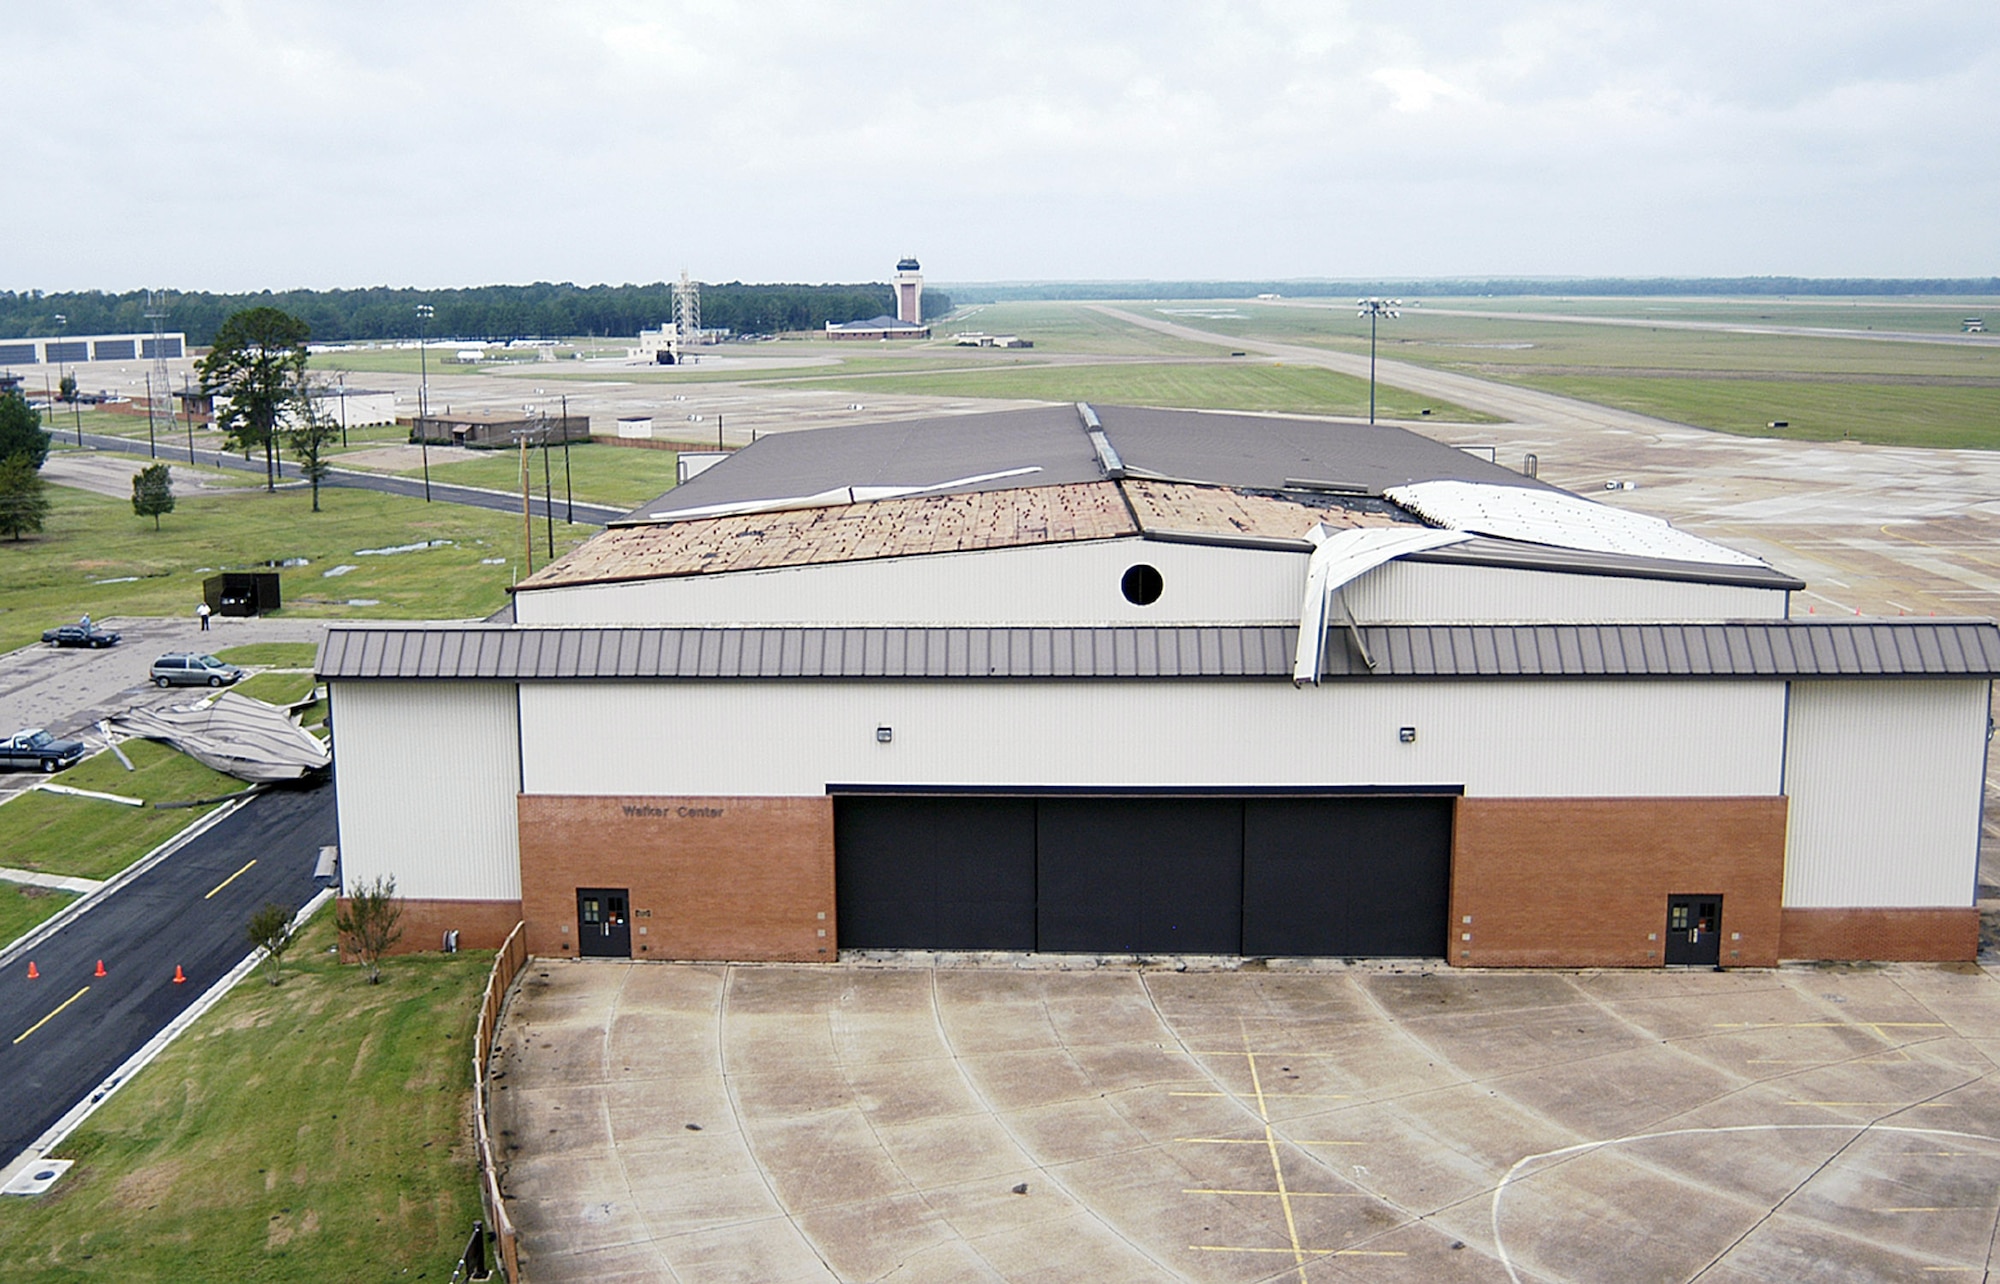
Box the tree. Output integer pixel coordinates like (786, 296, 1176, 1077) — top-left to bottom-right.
(0, 455, 49, 540)
(198, 306, 310, 492)
(132, 462, 175, 529)
(285, 381, 341, 512)
(57, 373, 76, 403)
(246, 902, 297, 986)
(336, 874, 403, 983)
(0, 390, 49, 469)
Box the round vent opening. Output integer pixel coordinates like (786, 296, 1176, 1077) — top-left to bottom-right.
(1121, 563, 1164, 606)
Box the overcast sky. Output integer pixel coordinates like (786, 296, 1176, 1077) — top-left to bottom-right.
(10, 2, 1996, 291)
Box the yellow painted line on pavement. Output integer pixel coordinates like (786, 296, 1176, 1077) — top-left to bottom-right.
(1787, 1101, 1952, 1108)
(1176, 1137, 1367, 1146)
(1715, 1022, 1946, 1029)
(204, 859, 257, 899)
(1171, 1090, 1353, 1100)
(1191, 1246, 1406, 1256)
(1185, 1188, 1365, 1198)
(1244, 1044, 1308, 1284)
(14, 985, 90, 1044)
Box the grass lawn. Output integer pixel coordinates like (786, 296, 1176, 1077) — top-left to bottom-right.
(0, 908, 488, 1282)
(1507, 375, 2000, 450)
(210, 643, 319, 668)
(0, 884, 75, 947)
(398, 441, 685, 509)
(0, 485, 593, 653)
(789, 360, 1497, 422)
(231, 672, 317, 706)
(0, 741, 243, 881)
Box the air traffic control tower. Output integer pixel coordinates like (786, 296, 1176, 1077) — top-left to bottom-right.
(893, 257, 923, 325)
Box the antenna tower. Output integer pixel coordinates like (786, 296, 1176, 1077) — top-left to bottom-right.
(146, 290, 173, 444)
(672, 271, 700, 364)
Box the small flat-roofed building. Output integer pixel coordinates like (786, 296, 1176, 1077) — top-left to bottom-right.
(411, 411, 590, 449)
(825, 315, 931, 340)
(0, 331, 186, 366)
(320, 403, 1998, 970)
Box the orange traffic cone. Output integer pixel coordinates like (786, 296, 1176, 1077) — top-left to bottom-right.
(26, 961, 38, 979)
(172, 965, 186, 985)
(94, 959, 107, 978)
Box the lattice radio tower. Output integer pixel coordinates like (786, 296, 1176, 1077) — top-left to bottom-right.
(146, 290, 174, 449)
(672, 271, 700, 364)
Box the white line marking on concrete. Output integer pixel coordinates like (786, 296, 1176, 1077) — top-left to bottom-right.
(1491, 1124, 2000, 1284)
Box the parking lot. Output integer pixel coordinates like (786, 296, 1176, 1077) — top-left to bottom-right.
(492, 958, 2000, 1282)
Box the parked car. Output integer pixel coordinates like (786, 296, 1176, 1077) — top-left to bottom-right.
(0, 728, 85, 773)
(150, 652, 244, 688)
(41, 623, 122, 649)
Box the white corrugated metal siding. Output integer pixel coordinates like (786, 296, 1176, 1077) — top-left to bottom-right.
(1781, 679, 1989, 907)
(518, 678, 1785, 800)
(513, 538, 1785, 628)
(1344, 560, 1785, 623)
(332, 680, 522, 900)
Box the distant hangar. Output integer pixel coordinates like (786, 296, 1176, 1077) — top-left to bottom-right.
(317, 403, 1999, 968)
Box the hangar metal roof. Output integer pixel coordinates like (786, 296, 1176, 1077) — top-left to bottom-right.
(319, 620, 2000, 681)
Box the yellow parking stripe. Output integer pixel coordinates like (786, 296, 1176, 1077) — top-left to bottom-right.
(204, 859, 257, 899)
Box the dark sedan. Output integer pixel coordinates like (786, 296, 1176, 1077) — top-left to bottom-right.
(41, 624, 121, 649)
(0, 729, 86, 773)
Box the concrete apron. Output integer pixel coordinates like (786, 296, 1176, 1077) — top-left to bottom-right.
(490, 956, 2000, 1283)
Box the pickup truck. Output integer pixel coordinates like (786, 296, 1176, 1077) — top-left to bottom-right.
(41, 624, 121, 648)
(0, 729, 86, 773)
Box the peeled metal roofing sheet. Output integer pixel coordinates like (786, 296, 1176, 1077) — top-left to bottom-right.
(319, 621, 2000, 680)
(1385, 480, 1768, 568)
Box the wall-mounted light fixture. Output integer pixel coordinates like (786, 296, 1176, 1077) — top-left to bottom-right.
(1398, 726, 1417, 744)
(876, 726, 893, 743)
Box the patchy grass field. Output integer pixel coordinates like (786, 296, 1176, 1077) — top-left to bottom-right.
(396, 441, 685, 509)
(0, 485, 592, 652)
(1508, 375, 2000, 450)
(0, 884, 75, 947)
(788, 359, 1496, 421)
(230, 672, 317, 706)
(0, 741, 242, 881)
(0, 909, 488, 1282)
(210, 643, 319, 668)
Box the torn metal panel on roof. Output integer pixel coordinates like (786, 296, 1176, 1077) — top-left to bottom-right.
(109, 691, 331, 782)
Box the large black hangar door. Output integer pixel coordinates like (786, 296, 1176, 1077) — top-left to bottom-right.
(835, 797, 1037, 950)
(1242, 796, 1453, 958)
(1037, 797, 1243, 954)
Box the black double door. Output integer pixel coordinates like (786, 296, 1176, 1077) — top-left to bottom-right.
(576, 887, 632, 958)
(835, 795, 1452, 958)
(1663, 894, 1722, 966)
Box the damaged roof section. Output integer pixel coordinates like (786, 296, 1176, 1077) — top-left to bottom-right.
(518, 482, 1138, 590)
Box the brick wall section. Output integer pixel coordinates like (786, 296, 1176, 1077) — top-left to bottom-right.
(1780, 907, 1979, 962)
(1449, 797, 1789, 968)
(335, 898, 522, 960)
(517, 795, 835, 961)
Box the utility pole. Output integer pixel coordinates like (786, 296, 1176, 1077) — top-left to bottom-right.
(560, 392, 573, 523)
(416, 303, 434, 501)
(1356, 297, 1400, 425)
(518, 432, 534, 576)
(54, 314, 81, 445)
(541, 419, 555, 560)
(183, 374, 196, 463)
(144, 371, 157, 458)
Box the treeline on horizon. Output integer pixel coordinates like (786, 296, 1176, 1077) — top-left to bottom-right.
(948, 276, 2000, 303)
(0, 282, 953, 346)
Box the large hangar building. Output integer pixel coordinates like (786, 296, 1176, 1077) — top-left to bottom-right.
(316, 404, 1999, 968)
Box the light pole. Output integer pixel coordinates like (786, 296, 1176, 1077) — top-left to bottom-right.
(54, 313, 80, 445)
(416, 304, 434, 501)
(1357, 297, 1400, 425)
(560, 392, 573, 524)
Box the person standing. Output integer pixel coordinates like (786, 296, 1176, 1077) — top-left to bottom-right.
(197, 601, 212, 632)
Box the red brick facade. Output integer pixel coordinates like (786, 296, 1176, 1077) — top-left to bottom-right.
(1779, 907, 1978, 962)
(335, 897, 522, 960)
(516, 794, 835, 961)
(1448, 796, 1791, 968)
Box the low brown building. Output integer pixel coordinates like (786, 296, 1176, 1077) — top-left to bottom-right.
(411, 412, 590, 449)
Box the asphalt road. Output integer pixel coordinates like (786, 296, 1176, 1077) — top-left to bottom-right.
(71, 431, 627, 526)
(0, 782, 332, 1165)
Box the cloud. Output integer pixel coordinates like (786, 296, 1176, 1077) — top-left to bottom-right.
(3, 2, 1995, 288)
